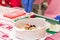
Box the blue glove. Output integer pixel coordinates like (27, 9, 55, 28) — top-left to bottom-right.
(27, 0, 35, 13)
(22, 0, 35, 13)
(22, 0, 28, 12)
(55, 15, 60, 24)
(55, 15, 60, 20)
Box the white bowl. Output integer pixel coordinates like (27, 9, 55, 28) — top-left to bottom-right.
(14, 18, 48, 40)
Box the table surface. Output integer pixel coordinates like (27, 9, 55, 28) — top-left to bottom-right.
(0, 6, 49, 40)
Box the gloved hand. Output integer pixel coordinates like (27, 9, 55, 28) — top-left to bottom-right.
(22, 0, 35, 13)
(55, 15, 60, 20)
(55, 15, 60, 24)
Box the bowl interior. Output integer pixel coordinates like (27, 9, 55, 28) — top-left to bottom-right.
(15, 18, 47, 29)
